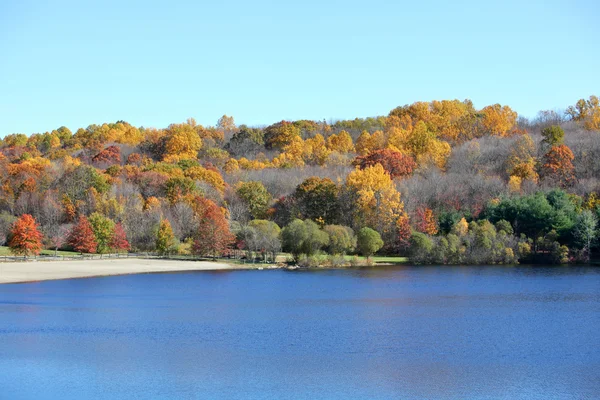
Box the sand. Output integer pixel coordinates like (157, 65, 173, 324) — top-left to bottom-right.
(0, 258, 255, 284)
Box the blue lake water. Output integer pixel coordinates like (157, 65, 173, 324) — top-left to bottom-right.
(0, 266, 599, 399)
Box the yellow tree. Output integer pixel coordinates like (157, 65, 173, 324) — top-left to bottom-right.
(303, 134, 331, 165)
(566, 95, 600, 130)
(163, 123, 203, 162)
(326, 130, 354, 153)
(345, 164, 404, 239)
(480, 104, 518, 137)
(507, 134, 539, 183)
(355, 131, 373, 156)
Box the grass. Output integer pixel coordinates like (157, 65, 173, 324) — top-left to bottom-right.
(344, 255, 409, 265)
(0, 246, 80, 257)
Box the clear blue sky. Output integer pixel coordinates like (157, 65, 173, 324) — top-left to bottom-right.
(1, 0, 598, 136)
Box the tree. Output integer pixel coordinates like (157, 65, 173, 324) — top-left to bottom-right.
(236, 181, 271, 219)
(162, 123, 203, 162)
(49, 224, 71, 256)
(264, 121, 301, 150)
(353, 149, 416, 179)
(156, 218, 176, 255)
(326, 130, 354, 153)
(566, 95, 600, 130)
(573, 210, 597, 262)
(345, 164, 404, 237)
(415, 207, 438, 235)
(247, 219, 281, 262)
(294, 177, 340, 224)
(395, 213, 412, 251)
(8, 214, 43, 257)
(409, 231, 434, 264)
(542, 145, 575, 187)
(109, 222, 130, 253)
(281, 219, 329, 260)
(480, 104, 518, 137)
(69, 216, 97, 254)
(541, 125, 564, 147)
(323, 225, 356, 255)
(88, 212, 116, 254)
(356, 227, 383, 258)
(192, 198, 235, 258)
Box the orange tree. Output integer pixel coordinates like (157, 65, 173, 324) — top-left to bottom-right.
(9, 214, 43, 257)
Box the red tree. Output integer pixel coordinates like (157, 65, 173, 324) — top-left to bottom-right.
(396, 213, 412, 252)
(92, 145, 122, 167)
(68, 216, 97, 254)
(415, 207, 438, 235)
(542, 144, 575, 187)
(353, 149, 417, 179)
(109, 222, 130, 253)
(9, 214, 43, 257)
(192, 197, 235, 258)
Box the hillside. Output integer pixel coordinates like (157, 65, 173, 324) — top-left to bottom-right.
(1, 96, 599, 265)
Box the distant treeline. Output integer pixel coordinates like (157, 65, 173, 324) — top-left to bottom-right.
(1, 96, 599, 264)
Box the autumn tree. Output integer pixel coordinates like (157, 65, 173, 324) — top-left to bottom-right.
(326, 130, 354, 153)
(542, 145, 575, 187)
(236, 181, 271, 220)
(566, 95, 600, 130)
(192, 198, 235, 258)
(293, 177, 340, 224)
(88, 213, 115, 254)
(507, 133, 539, 183)
(162, 122, 203, 162)
(480, 104, 518, 137)
(415, 207, 438, 235)
(264, 121, 301, 150)
(109, 222, 130, 253)
(156, 218, 176, 255)
(344, 164, 404, 239)
(395, 213, 412, 252)
(353, 149, 416, 179)
(69, 215, 97, 254)
(8, 214, 43, 257)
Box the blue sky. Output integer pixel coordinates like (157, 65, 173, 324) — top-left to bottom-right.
(1, 0, 598, 136)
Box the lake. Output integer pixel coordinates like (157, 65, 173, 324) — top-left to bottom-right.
(0, 266, 599, 399)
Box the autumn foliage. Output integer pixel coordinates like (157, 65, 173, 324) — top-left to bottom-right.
(9, 214, 43, 256)
(69, 216, 98, 254)
(353, 149, 416, 179)
(542, 145, 576, 187)
(109, 222, 130, 252)
(192, 197, 235, 257)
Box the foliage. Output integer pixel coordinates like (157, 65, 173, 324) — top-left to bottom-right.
(281, 219, 329, 259)
(88, 212, 116, 254)
(293, 177, 340, 224)
(8, 214, 43, 257)
(68, 216, 98, 254)
(192, 198, 235, 257)
(542, 145, 575, 187)
(356, 227, 383, 257)
(109, 222, 130, 252)
(156, 218, 176, 255)
(353, 149, 416, 179)
(236, 181, 271, 219)
(323, 225, 356, 255)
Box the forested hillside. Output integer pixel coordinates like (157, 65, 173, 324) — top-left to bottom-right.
(1, 96, 599, 264)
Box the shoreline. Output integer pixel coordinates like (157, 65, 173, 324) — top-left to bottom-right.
(0, 258, 271, 285)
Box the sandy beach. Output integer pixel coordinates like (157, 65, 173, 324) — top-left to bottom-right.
(0, 258, 253, 284)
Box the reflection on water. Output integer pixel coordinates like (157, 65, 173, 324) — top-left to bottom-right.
(0, 266, 599, 399)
